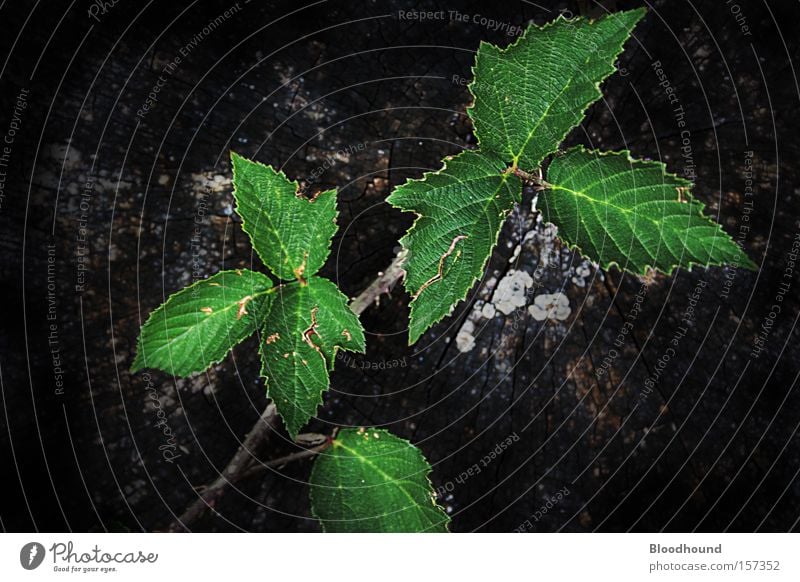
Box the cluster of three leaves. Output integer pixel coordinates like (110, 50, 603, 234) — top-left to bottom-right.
(130, 155, 448, 531)
(132, 153, 365, 438)
(388, 8, 755, 344)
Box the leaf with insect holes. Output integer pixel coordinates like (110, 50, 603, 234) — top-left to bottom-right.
(468, 9, 645, 170)
(131, 269, 273, 376)
(309, 428, 449, 532)
(387, 150, 522, 344)
(540, 147, 757, 274)
(231, 151, 338, 281)
(259, 277, 365, 439)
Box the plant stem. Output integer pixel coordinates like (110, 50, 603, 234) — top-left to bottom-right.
(349, 248, 408, 315)
(511, 166, 549, 190)
(241, 437, 331, 479)
(167, 404, 279, 532)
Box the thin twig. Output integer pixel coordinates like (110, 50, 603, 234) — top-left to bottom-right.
(241, 437, 332, 480)
(168, 404, 279, 532)
(349, 249, 408, 315)
(511, 166, 549, 190)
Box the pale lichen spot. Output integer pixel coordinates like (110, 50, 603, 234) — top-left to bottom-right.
(265, 332, 280, 344)
(455, 320, 477, 353)
(494, 269, 534, 315)
(528, 292, 571, 322)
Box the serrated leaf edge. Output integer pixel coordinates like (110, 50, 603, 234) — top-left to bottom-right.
(386, 150, 521, 344)
(541, 145, 758, 276)
(309, 427, 451, 533)
(130, 269, 275, 375)
(258, 277, 366, 438)
(466, 8, 647, 170)
(230, 151, 338, 282)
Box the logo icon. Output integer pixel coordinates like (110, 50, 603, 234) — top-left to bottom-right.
(20, 542, 45, 570)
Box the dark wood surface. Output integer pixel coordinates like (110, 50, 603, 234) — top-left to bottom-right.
(1, 0, 799, 532)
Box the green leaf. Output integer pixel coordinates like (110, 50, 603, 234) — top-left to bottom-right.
(309, 428, 449, 532)
(131, 269, 273, 376)
(468, 9, 645, 170)
(231, 151, 338, 281)
(387, 150, 521, 344)
(259, 277, 365, 438)
(540, 147, 757, 274)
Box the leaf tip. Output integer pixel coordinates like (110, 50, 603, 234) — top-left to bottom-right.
(741, 254, 759, 271)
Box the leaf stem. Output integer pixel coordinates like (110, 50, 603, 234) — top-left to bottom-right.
(510, 166, 550, 190)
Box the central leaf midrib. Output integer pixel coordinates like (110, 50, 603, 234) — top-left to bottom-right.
(413, 171, 515, 288)
(510, 30, 617, 168)
(334, 440, 428, 527)
(548, 183, 701, 267)
(242, 181, 301, 276)
(154, 286, 274, 356)
(550, 183, 673, 228)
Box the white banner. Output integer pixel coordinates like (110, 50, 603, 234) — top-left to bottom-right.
(0, 533, 797, 581)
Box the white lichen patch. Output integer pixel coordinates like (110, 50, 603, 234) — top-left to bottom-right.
(191, 172, 230, 192)
(570, 259, 592, 288)
(494, 269, 534, 315)
(528, 292, 571, 322)
(455, 319, 477, 353)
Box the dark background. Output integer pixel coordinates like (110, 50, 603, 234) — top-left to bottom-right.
(1, 0, 799, 532)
